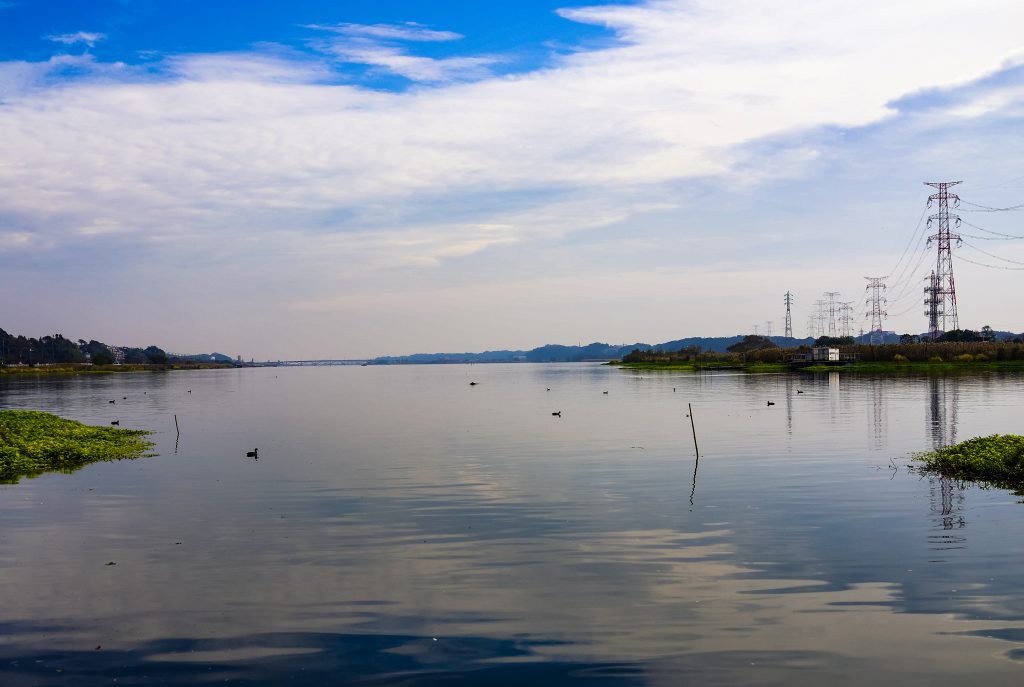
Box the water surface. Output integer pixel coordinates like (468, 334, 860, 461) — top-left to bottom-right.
(1, 364, 1023, 685)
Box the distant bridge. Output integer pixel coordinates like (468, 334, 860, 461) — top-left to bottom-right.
(256, 359, 370, 367)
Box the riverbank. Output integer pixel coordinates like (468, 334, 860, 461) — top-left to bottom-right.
(610, 360, 1024, 374)
(0, 410, 153, 483)
(608, 361, 787, 372)
(0, 362, 238, 376)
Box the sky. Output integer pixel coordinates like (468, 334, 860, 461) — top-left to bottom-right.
(1, 0, 1023, 359)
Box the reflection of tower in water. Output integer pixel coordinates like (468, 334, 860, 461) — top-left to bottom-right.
(869, 378, 886, 448)
(926, 377, 965, 543)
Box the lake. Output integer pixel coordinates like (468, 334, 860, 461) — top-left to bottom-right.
(1, 363, 1023, 685)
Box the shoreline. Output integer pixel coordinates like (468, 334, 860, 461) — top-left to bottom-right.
(0, 362, 239, 376)
(610, 360, 1024, 374)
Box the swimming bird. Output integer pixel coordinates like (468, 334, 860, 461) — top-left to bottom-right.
(767, 401, 775, 406)
(552, 411, 562, 417)
(469, 382, 478, 386)
(110, 420, 119, 426)
(797, 390, 804, 394)
(108, 400, 115, 404)
(603, 391, 608, 394)
(246, 448, 258, 459)
(546, 388, 550, 391)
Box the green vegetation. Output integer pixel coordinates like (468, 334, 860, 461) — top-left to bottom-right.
(0, 362, 234, 376)
(614, 340, 1024, 375)
(0, 410, 153, 483)
(915, 435, 1024, 492)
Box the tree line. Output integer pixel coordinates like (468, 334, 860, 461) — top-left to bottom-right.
(621, 331, 1024, 365)
(0, 329, 169, 366)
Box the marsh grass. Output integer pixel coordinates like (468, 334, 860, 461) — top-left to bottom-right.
(914, 434, 1024, 492)
(0, 410, 153, 483)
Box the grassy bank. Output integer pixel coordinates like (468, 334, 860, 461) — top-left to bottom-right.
(915, 434, 1024, 492)
(799, 360, 1024, 374)
(0, 362, 236, 376)
(609, 361, 787, 373)
(0, 410, 153, 483)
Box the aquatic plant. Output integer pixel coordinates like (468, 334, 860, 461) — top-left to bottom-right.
(915, 434, 1024, 491)
(0, 410, 152, 483)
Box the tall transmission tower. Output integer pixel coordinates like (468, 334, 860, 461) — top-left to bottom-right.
(865, 277, 887, 345)
(783, 291, 794, 339)
(806, 314, 817, 339)
(824, 291, 841, 338)
(814, 299, 827, 339)
(924, 271, 941, 340)
(924, 181, 962, 340)
(838, 301, 854, 338)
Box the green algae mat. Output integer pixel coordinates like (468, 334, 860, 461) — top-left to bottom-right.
(915, 434, 1024, 492)
(0, 410, 153, 483)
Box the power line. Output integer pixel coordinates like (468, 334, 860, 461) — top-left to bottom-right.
(961, 239, 1024, 266)
(959, 218, 1024, 240)
(959, 200, 1024, 212)
(955, 253, 1024, 271)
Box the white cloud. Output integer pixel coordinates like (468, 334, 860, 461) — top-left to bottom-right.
(47, 31, 107, 47)
(306, 22, 462, 42)
(306, 21, 495, 82)
(2, 0, 1024, 354)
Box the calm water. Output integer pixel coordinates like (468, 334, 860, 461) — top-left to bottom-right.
(1, 364, 1023, 685)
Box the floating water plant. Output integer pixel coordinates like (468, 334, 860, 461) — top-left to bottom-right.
(0, 410, 153, 483)
(915, 434, 1024, 491)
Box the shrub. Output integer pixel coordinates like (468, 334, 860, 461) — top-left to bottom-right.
(928, 356, 944, 364)
(892, 354, 908, 363)
(956, 354, 974, 363)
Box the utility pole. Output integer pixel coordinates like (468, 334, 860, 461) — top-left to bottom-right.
(924, 181, 962, 340)
(865, 276, 887, 345)
(783, 291, 794, 339)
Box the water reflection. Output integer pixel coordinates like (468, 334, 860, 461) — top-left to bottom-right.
(2, 366, 1024, 686)
(924, 375, 967, 551)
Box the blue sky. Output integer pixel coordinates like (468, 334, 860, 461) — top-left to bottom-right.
(2, 0, 1024, 358)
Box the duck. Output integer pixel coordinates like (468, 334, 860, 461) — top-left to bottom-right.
(797, 390, 804, 394)
(552, 411, 562, 417)
(767, 401, 775, 406)
(602, 391, 609, 395)
(246, 448, 259, 459)
(469, 382, 478, 386)
(108, 400, 115, 404)
(110, 420, 119, 426)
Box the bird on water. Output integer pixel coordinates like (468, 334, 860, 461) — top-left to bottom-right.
(246, 449, 258, 459)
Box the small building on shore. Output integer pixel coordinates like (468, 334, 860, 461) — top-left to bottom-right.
(790, 346, 856, 368)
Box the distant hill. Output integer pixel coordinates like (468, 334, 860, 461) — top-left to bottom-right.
(173, 352, 236, 363)
(368, 330, 1024, 365)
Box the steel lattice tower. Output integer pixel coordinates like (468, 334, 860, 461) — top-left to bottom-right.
(839, 301, 854, 338)
(865, 277, 887, 345)
(783, 291, 794, 339)
(924, 181, 962, 339)
(824, 291, 840, 337)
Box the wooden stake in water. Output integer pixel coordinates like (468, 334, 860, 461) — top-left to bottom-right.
(174, 414, 180, 436)
(688, 403, 699, 458)
(689, 402, 700, 507)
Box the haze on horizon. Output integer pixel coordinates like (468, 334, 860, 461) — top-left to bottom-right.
(2, 0, 1023, 360)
